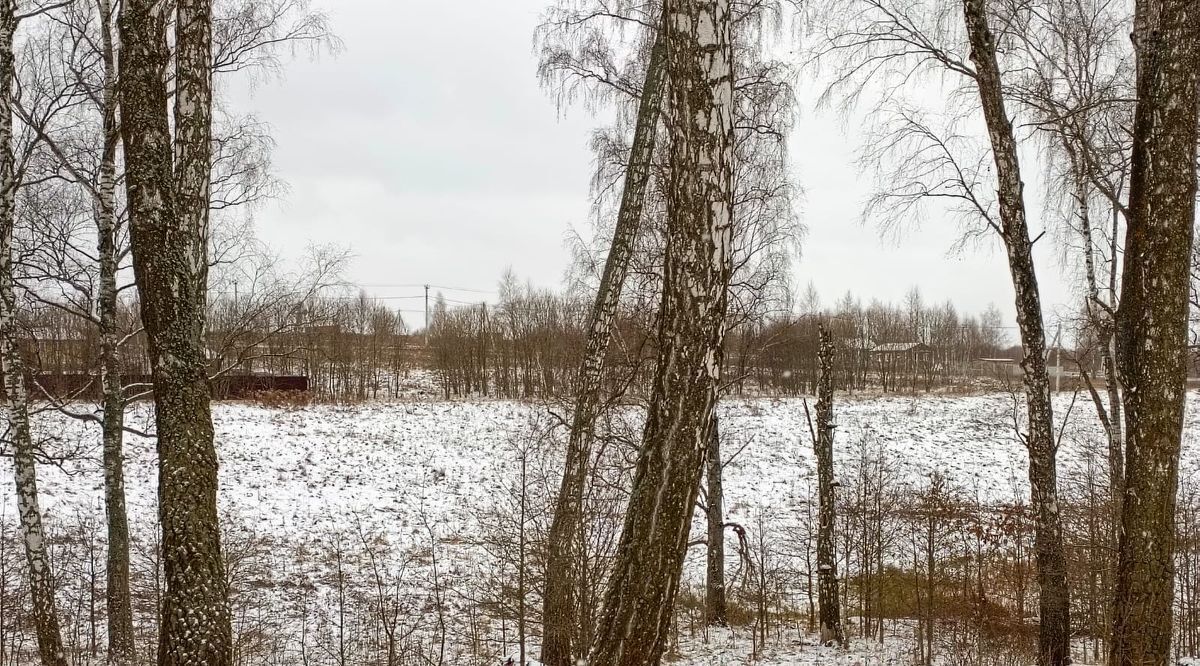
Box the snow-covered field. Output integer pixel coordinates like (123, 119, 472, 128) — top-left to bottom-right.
(31, 392, 1199, 538)
(9, 391, 1200, 665)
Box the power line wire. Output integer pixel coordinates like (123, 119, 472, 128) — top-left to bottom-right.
(358, 283, 497, 294)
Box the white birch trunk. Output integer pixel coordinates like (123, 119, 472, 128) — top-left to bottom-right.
(0, 5, 68, 665)
(587, 0, 735, 662)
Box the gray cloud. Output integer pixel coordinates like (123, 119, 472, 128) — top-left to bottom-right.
(227, 0, 1076, 331)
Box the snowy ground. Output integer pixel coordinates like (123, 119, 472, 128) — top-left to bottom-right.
(672, 626, 913, 665)
(8, 391, 1200, 664)
(26, 391, 1183, 562)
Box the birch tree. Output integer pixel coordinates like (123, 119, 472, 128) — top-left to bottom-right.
(0, 2, 71, 664)
(539, 0, 795, 659)
(586, 0, 735, 662)
(813, 324, 844, 647)
(1003, 0, 1134, 637)
(118, 0, 232, 663)
(704, 415, 728, 626)
(37, 5, 136, 660)
(1111, 1, 1199, 663)
(540, 25, 667, 666)
(93, 3, 132, 660)
(12, 3, 331, 662)
(542, 0, 797, 328)
(809, 1, 1070, 661)
(960, 2, 1069, 662)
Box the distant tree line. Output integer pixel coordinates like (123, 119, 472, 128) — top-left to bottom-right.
(14, 282, 1032, 404)
(16, 288, 411, 403)
(728, 289, 1014, 395)
(424, 283, 1018, 401)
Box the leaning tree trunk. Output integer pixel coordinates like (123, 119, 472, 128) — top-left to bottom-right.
(586, 0, 734, 661)
(0, 6, 69, 666)
(814, 325, 845, 647)
(541, 25, 668, 666)
(0, 269, 69, 666)
(95, 1, 135, 662)
(1111, 1, 1199, 664)
(961, 2, 1070, 665)
(118, 1, 232, 665)
(1104, 202, 1123, 491)
(1101, 203, 1124, 652)
(705, 415, 728, 626)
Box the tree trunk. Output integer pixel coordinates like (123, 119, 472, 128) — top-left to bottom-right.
(1103, 334, 1123, 498)
(705, 415, 728, 626)
(1105, 202, 1124, 490)
(0, 6, 69, 665)
(814, 325, 844, 647)
(118, 1, 233, 664)
(924, 505, 935, 666)
(2, 38, 71, 666)
(518, 450, 528, 666)
(96, 1, 135, 662)
(961, 2, 1070, 664)
(541, 25, 668, 666)
(1111, 1, 1199, 664)
(586, 0, 734, 660)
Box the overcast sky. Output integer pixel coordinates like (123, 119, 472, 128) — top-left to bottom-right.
(226, 0, 1077, 337)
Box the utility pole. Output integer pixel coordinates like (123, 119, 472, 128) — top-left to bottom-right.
(1040, 321, 1065, 393)
(424, 284, 430, 346)
(480, 301, 489, 397)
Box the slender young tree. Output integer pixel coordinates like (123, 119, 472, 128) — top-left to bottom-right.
(1111, 1, 1199, 663)
(1005, 0, 1131, 525)
(541, 24, 668, 666)
(119, 0, 232, 663)
(810, 0, 1074, 655)
(92, 2, 135, 661)
(0, 5, 68, 664)
(705, 415, 728, 626)
(960, 3, 1070, 663)
(586, 0, 734, 661)
(4, 5, 133, 651)
(813, 323, 844, 647)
